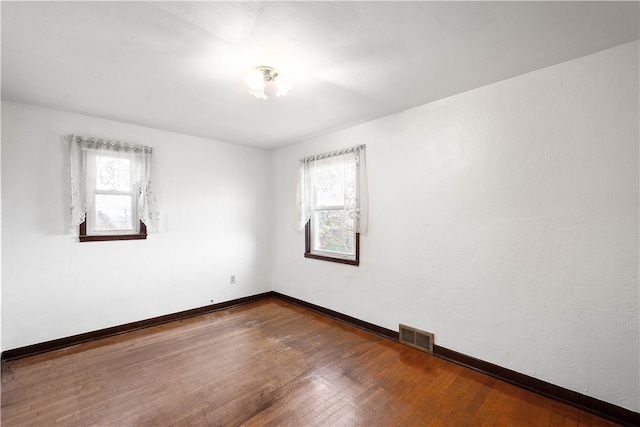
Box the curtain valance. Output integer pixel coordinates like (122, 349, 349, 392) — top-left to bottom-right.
(299, 144, 366, 163)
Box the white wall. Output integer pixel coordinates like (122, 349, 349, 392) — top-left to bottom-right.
(271, 41, 639, 411)
(0, 102, 3, 355)
(1, 102, 272, 351)
(2, 42, 638, 413)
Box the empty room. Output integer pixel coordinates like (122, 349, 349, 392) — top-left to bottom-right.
(1, 1, 639, 426)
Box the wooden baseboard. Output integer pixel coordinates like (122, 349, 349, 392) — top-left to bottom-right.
(432, 346, 639, 427)
(271, 292, 639, 427)
(0, 292, 272, 363)
(2, 290, 638, 426)
(273, 292, 399, 341)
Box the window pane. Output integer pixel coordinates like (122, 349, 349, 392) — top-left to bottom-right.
(315, 160, 356, 207)
(96, 156, 131, 191)
(94, 194, 134, 231)
(314, 209, 354, 255)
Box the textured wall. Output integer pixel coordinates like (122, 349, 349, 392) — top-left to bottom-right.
(270, 41, 639, 411)
(1, 102, 272, 351)
(2, 41, 638, 412)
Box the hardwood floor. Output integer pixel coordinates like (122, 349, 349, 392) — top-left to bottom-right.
(1, 298, 622, 426)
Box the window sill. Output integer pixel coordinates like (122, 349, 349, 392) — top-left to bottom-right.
(304, 253, 359, 266)
(79, 234, 147, 242)
(79, 220, 147, 242)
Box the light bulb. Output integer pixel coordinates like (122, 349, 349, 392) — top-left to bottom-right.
(275, 77, 292, 97)
(245, 69, 266, 92)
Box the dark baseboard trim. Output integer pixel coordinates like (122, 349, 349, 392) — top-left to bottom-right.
(1, 292, 272, 363)
(271, 292, 639, 427)
(432, 345, 639, 427)
(3, 290, 638, 426)
(272, 292, 398, 341)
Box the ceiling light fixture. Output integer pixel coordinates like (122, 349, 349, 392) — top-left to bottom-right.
(245, 66, 292, 100)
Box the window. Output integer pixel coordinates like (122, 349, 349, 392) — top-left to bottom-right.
(69, 135, 162, 242)
(297, 145, 368, 265)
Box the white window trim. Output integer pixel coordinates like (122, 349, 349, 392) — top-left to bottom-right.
(310, 206, 356, 261)
(85, 151, 141, 236)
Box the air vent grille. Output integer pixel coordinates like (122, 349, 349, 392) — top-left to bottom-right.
(401, 328, 415, 344)
(399, 324, 434, 354)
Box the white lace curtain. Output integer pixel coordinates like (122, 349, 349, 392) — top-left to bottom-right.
(296, 144, 368, 233)
(69, 135, 163, 234)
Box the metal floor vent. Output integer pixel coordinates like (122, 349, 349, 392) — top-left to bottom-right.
(399, 324, 434, 354)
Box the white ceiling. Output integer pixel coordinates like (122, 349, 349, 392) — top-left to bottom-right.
(2, 1, 638, 150)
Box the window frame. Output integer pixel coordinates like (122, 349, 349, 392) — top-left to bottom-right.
(309, 204, 357, 261)
(303, 156, 360, 265)
(299, 144, 366, 266)
(304, 220, 360, 266)
(78, 150, 147, 242)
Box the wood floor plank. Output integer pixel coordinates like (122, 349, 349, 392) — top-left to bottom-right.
(1, 298, 624, 426)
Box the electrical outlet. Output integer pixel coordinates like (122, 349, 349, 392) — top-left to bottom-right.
(230, 275, 236, 284)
